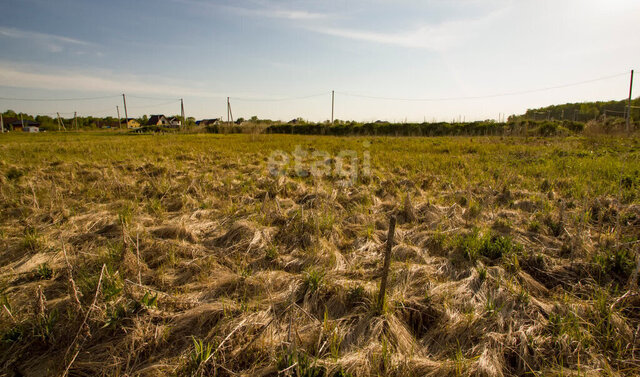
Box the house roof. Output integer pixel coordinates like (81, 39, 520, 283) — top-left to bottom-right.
(10, 120, 40, 126)
(148, 115, 168, 125)
(196, 118, 220, 125)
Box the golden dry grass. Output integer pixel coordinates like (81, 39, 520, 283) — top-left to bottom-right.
(0, 132, 639, 376)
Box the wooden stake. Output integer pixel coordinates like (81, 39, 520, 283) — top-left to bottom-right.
(377, 216, 396, 314)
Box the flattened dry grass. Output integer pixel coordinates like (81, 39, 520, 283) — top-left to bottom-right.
(0, 132, 639, 376)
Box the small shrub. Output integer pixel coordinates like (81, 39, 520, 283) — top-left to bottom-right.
(265, 246, 278, 261)
(36, 263, 53, 280)
(102, 268, 123, 301)
(479, 233, 521, 260)
(21, 227, 42, 252)
(139, 291, 158, 308)
(347, 285, 367, 307)
(477, 266, 487, 282)
(593, 247, 636, 281)
(189, 337, 214, 372)
(303, 267, 325, 294)
(33, 309, 59, 343)
(103, 302, 128, 329)
(457, 230, 483, 262)
(456, 231, 522, 262)
(527, 219, 541, 233)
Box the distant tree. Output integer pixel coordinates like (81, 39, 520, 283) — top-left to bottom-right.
(579, 103, 599, 119)
(2, 110, 17, 118)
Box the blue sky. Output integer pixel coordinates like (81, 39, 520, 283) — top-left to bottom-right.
(0, 0, 638, 121)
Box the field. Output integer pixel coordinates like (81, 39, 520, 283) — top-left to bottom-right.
(1, 132, 639, 376)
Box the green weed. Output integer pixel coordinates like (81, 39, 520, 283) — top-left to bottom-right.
(36, 263, 53, 280)
(303, 267, 325, 294)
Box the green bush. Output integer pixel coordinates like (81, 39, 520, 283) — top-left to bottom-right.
(457, 230, 522, 262)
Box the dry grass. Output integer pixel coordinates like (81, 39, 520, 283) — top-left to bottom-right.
(0, 132, 639, 376)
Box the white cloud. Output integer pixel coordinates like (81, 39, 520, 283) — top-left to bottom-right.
(0, 26, 95, 54)
(308, 8, 506, 51)
(173, 0, 327, 20)
(248, 8, 326, 20)
(0, 26, 91, 46)
(0, 62, 219, 97)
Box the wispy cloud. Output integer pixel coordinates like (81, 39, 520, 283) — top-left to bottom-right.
(0, 26, 94, 53)
(0, 27, 90, 45)
(307, 7, 507, 51)
(229, 6, 327, 20)
(0, 62, 219, 97)
(174, 0, 328, 20)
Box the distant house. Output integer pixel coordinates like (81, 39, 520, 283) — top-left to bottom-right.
(167, 116, 182, 128)
(121, 118, 140, 128)
(23, 123, 40, 133)
(147, 115, 170, 126)
(196, 118, 220, 126)
(9, 119, 40, 132)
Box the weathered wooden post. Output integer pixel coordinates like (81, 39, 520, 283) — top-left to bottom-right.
(377, 215, 396, 314)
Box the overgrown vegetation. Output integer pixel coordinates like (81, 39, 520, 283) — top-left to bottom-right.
(0, 132, 638, 376)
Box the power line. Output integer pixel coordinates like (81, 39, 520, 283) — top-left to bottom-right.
(337, 72, 629, 102)
(126, 94, 181, 101)
(232, 92, 330, 102)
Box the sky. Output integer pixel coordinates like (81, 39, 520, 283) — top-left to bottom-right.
(0, 0, 638, 122)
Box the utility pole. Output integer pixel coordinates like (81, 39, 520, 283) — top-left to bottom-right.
(56, 112, 66, 131)
(180, 98, 185, 128)
(20, 114, 24, 129)
(627, 69, 634, 133)
(331, 90, 335, 124)
(227, 97, 233, 125)
(122, 94, 129, 128)
(116, 106, 122, 129)
(73, 112, 78, 131)
(0, 113, 3, 133)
